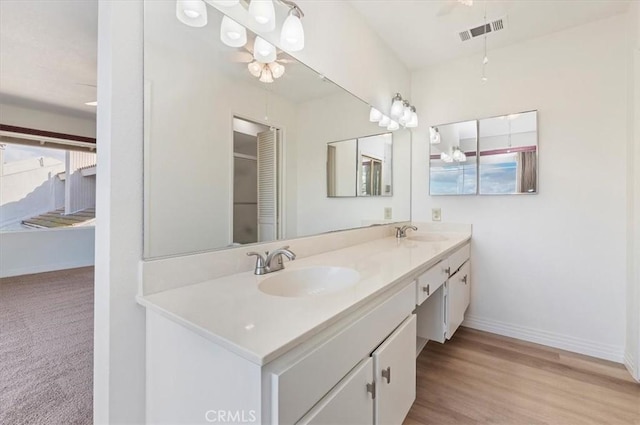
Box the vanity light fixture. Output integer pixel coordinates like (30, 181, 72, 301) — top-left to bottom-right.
(210, 0, 240, 6)
(280, 4, 305, 52)
(400, 100, 412, 125)
(249, 0, 276, 32)
(176, 0, 208, 27)
(253, 36, 277, 63)
(387, 120, 400, 131)
(406, 106, 418, 128)
(430, 127, 441, 144)
(379, 115, 391, 127)
(441, 147, 467, 163)
(220, 16, 247, 47)
(369, 107, 383, 122)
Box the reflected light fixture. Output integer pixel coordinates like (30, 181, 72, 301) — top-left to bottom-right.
(248, 60, 285, 83)
(406, 106, 418, 128)
(253, 36, 277, 63)
(211, 0, 240, 6)
(430, 127, 441, 144)
(176, 0, 208, 27)
(390, 93, 404, 118)
(280, 5, 305, 52)
(220, 16, 247, 47)
(400, 100, 412, 125)
(369, 107, 383, 122)
(379, 115, 391, 127)
(387, 120, 400, 131)
(249, 0, 276, 32)
(441, 147, 467, 163)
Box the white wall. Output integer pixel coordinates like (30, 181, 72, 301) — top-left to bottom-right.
(412, 15, 628, 362)
(0, 227, 94, 277)
(296, 91, 411, 235)
(0, 102, 95, 138)
(65, 151, 96, 214)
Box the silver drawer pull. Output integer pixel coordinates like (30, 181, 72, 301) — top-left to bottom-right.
(381, 367, 391, 384)
(444, 266, 451, 275)
(462, 275, 468, 284)
(422, 284, 430, 295)
(366, 382, 376, 399)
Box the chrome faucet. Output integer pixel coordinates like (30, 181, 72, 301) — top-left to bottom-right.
(247, 246, 296, 275)
(395, 225, 418, 238)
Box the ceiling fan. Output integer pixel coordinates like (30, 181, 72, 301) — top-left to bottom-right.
(437, 0, 474, 17)
(226, 40, 296, 83)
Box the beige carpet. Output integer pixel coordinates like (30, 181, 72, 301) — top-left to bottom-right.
(0, 267, 94, 425)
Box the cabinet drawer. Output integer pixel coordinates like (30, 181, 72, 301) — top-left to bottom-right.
(416, 261, 448, 306)
(271, 282, 416, 425)
(448, 243, 470, 275)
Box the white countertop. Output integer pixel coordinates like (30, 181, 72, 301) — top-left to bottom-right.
(138, 232, 471, 365)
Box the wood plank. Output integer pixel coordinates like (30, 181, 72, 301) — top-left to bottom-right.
(404, 327, 640, 425)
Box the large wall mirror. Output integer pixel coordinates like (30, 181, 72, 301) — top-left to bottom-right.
(478, 111, 538, 195)
(327, 133, 393, 198)
(429, 120, 478, 195)
(143, 1, 411, 258)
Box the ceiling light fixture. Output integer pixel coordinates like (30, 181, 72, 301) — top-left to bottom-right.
(248, 60, 285, 83)
(481, 1, 489, 82)
(176, 0, 208, 27)
(220, 16, 247, 47)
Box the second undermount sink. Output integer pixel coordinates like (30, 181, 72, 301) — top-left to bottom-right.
(408, 234, 449, 242)
(258, 266, 361, 298)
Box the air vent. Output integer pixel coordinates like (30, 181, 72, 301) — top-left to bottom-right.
(458, 15, 508, 42)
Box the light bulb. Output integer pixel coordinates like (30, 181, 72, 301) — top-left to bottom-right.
(280, 11, 304, 52)
(220, 16, 247, 47)
(211, 0, 239, 6)
(379, 115, 391, 127)
(248, 61, 263, 77)
(390, 93, 404, 118)
(387, 120, 399, 131)
(369, 107, 382, 122)
(176, 0, 207, 27)
(248, 0, 275, 32)
(253, 37, 276, 63)
(259, 69, 274, 83)
(268, 62, 285, 79)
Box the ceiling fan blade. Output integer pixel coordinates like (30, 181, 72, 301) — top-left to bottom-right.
(436, 2, 457, 17)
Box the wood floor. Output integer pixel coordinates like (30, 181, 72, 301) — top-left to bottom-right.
(404, 327, 640, 425)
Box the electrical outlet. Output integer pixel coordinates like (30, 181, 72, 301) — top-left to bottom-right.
(384, 207, 393, 220)
(432, 208, 441, 221)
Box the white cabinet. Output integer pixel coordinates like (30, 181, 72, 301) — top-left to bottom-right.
(416, 260, 448, 306)
(373, 315, 416, 425)
(445, 260, 470, 340)
(297, 358, 374, 425)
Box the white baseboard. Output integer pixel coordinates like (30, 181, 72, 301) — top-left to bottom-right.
(463, 315, 625, 364)
(0, 259, 94, 278)
(624, 351, 639, 382)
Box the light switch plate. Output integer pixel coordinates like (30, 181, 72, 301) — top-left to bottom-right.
(384, 207, 393, 220)
(432, 208, 441, 221)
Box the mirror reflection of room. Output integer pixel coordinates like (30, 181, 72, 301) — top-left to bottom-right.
(358, 133, 393, 197)
(429, 120, 478, 195)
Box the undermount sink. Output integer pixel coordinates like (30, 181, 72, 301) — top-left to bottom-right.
(258, 266, 361, 298)
(408, 234, 449, 242)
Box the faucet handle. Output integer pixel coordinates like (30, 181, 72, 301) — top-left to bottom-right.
(247, 252, 267, 275)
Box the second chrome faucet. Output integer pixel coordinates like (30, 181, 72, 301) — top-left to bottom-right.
(247, 246, 296, 275)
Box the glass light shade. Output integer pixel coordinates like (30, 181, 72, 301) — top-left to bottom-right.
(248, 61, 263, 77)
(369, 107, 382, 122)
(176, 0, 207, 27)
(259, 69, 274, 83)
(248, 0, 275, 32)
(429, 128, 441, 144)
(280, 13, 304, 52)
(406, 111, 418, 128)
(268, 62, 285, 79)
(253, 37, 276, 63)
(440, 152, 453, 163)
(211, 0, 240, 6)
(379, 115, 391, 127)
(387, 120, 400, 131)
(401, 105, 412, 123)
(390, 98, 404, 118)
(220, 16, 247, 47)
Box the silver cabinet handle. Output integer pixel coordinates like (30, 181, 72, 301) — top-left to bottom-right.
(462, 275, 468, 284)
(366, 382, 376, 399)
(444, 266, 451, 275)
(422, 284, 430, 295)
(381, 366, 391, 384)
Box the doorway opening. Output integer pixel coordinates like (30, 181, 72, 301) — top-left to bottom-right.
(232, 117, 282, 245)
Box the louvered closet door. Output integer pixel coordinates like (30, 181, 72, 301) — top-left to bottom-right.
(257, 129, 278, 242)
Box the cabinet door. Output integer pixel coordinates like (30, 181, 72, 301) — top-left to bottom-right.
(446, 261, 470, 340)
(373, 315, 416, 425)
(296, 357, 374, 425)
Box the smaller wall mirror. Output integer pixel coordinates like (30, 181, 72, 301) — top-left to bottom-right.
(326, 133, 393, 198)
(429, 120, 478, 195)
(327, 139, 357, 197)
(478, 111, 538, 195)
(358, 133, 393, 197)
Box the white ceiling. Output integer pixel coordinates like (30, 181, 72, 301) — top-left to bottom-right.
(349, 0, 631, 71)
(0, 0, 97, 119)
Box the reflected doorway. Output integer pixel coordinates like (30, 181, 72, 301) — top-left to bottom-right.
(232, 117, 281, 245)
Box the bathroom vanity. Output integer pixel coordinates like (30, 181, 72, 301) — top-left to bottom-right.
(139, 227, 471, 424)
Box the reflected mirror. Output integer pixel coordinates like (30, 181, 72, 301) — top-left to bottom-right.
(429, 120, 478, 195)
(478, 111, 538, 195)
(358, 133, 393, 197)
(143, 1, 411, 258)
(326, 139, 357, 197)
